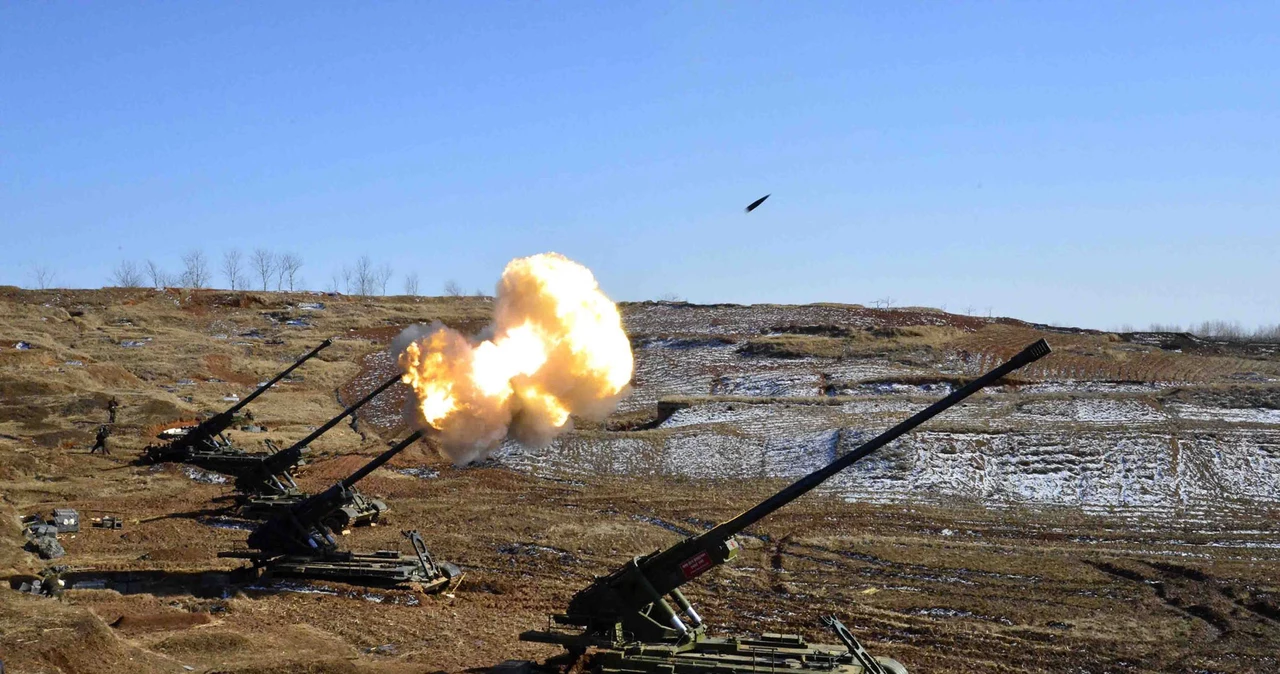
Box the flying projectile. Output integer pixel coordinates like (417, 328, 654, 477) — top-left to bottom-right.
(744, 194, 770, 213)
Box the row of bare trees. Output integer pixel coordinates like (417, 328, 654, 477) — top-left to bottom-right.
(110, 253, 215, 289)
(108, 249, 305, 292)
(31, 253, 478, 299)
(322, 257, 483, 297)
(233, 249, 304, 291)
(109, 256, 206, 289)
(327, 255, 393, 296)
(1136, 321, 1280, 343)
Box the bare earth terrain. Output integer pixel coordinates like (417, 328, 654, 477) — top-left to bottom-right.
(2, 286, 1278, 674)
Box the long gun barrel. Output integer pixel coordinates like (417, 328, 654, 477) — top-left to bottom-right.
(235, 374, 401, 493)
(704, 337, 1051, 544)
(222, 338, 333, 418)
(340, 429, 422, 490)
(143, 339, 333, 464)
(560, 339, 1052, 641)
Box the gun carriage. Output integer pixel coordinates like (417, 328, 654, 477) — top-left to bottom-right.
(219, 430, 461, 591)
(519, 340, 1053, 674)
(235, 374, 402, 528)
(141, 339, 333, 470)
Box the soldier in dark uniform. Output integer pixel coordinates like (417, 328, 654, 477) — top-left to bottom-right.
(90, 425, 111, 455)
(107, 397, 119, 424)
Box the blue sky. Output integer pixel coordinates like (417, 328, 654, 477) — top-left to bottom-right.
(2, 3, 1276, 329)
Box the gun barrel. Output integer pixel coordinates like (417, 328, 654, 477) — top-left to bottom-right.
(703, 339, 1051, 543)
(265, 374, 401, 468)
(224, 339, 333, 417)
(340, 430, 424, 491)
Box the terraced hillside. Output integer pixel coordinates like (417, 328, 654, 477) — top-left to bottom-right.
(2, 287, 1278, 674)
(356, 301, 1280, 522)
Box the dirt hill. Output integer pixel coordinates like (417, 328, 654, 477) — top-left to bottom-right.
(1, 288, 1278, 673)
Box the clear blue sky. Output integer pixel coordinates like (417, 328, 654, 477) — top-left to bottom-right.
(2, 3, 1276, 330)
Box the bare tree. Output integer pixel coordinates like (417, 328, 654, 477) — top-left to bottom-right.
(251, 248, 276, 291)
(145, 260, 170, 289)
(352, 255, 375, 295)
(278, 253, 303, 291)
(404, 272, 419, 296)
(340, 265, 354, 294)
(657, 292, 683, 302)
(181, 250, 211, 289)
(111, 260, 144, 288)
(222, 249, 244, 290)
(375, 263, 393, 295)
(32, 265, 55, 290)
(443, 279, 463, 297)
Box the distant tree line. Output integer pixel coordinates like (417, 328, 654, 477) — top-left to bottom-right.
(1148, 321, 1280, 343)
(1111, 321, 1280, 343)
(98, 250, 486, 299)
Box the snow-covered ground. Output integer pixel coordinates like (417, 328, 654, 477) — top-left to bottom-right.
(491, 307, 1280, 520)
(499, 412, 1280, 516)
(622, 303, 962, 336)
(343, 304, 1278, 520)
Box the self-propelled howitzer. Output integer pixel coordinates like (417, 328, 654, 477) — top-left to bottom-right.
(141, 339, 333, 466)
(521, 339, 1052, 674)
(234, 374, 402, 527)
(221, 430, 461, 590)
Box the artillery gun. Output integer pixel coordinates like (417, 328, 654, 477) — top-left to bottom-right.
(219, 430, 462, 590)
(519, 339, 1053, 674)
(141, 339, 333, 469)
(235, 374, 402, 528)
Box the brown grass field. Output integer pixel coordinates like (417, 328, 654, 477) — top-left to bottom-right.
(1, 287, 1278, 674)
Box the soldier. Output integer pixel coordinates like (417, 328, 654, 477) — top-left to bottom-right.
(107, 397, 119, 424)
(90, 425, 111, 455)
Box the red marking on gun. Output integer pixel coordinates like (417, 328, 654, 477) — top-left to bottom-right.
(679, 551, 714, 580)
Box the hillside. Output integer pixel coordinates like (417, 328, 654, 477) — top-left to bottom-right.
(1, 287, 1278, 674)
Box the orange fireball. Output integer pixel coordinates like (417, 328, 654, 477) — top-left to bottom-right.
(398, 253, 632, 463)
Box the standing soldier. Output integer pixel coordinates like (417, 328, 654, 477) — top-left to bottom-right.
(107, 397, 119, 424)
(90, 425, 111, 455)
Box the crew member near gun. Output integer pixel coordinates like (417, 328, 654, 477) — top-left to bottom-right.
(90, 425, 111, 455)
